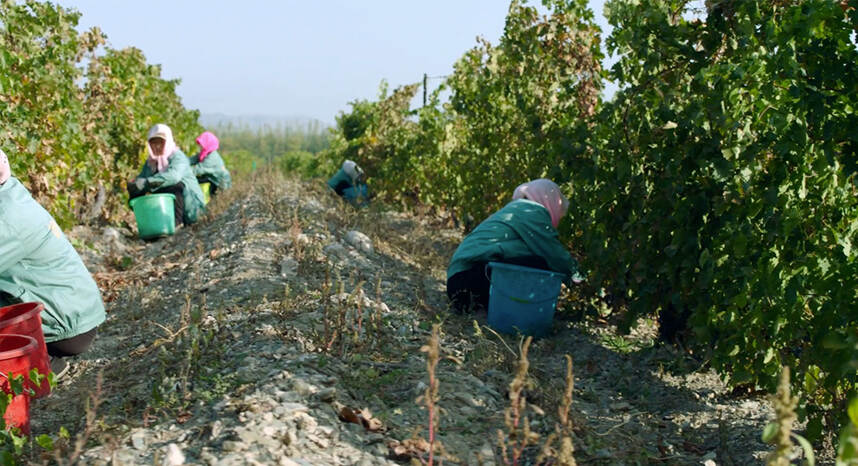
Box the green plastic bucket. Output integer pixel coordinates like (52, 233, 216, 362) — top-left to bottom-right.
(130, 194, 176, 239)
(200, 182, 211, 205)
(486, 262, 564, 337)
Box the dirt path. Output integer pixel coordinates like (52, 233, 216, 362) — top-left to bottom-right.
(27, 173, 779, 465)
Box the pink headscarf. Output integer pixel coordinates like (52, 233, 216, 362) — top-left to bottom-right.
(196, 131, 219, 162)
(0, 149, 12, 184)
(512, 179, 569, 228)
(0, 149, 10, 185)
(146, 124, 177, 173)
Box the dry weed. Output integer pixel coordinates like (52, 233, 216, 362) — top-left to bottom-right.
(765, 367, 799, 466)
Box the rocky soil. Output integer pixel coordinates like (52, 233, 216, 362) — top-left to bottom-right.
(24, 172, 794, 465)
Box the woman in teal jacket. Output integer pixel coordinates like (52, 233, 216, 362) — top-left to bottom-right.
(128, 124, 206, 225)
(327, 160, 369, 205)
(446, 179, 578, 313)
(0, 149, 106, 368)
(189, 131, 231, 195)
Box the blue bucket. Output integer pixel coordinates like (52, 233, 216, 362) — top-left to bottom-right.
(343, 184, 369, 206)
(486, 262, 564, 337)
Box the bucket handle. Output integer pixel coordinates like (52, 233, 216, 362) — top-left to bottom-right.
(484, 263, 560, 305)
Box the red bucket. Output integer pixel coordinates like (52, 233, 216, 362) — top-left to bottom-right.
(0, 303, 51, 398)
(0, 334, 36, 435)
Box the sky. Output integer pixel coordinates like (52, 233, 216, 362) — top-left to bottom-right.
(59, 1, 612, 125)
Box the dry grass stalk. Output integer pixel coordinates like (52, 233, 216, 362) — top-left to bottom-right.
(53, 371, 105, 466)
(352, 285, 366, 347)
(288, 213, 305, 262)
(498, 336, 540, 465)
(373, 274, 384, 349)
(179, 294, 192, 328)
(322, 267, 332, 348)
(766, 367, 797, 466)
(538, 355, 576, 465)
(323, 276, 345, 352)
(418, 324, 444, 466)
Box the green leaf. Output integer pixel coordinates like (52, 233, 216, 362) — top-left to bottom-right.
(792, 433, 815, 466)
(764, 347, 776, 364)
(848, 398, 858, 427)
(806, 416, 824, 442)
(35, 434, 53, 450)
(762, 422, 779, 443)
(822, 333, 849, 350)
(837, 424, 858, 464)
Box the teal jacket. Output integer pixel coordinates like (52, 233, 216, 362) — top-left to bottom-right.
(447, 199, 576, 280)
(0, 177, 106, 342)
(327, 168, 354, 193)
(190, 151, 232, 190)
(139, 150, 206, 224)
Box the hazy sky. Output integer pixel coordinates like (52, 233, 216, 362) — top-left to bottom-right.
(58, 1, 611, 124)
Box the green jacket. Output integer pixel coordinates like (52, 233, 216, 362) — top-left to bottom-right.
(447, 199, 576, 279)
(0, 177, 106, 342)
(327, 168, 354, 193)
(139, 150, 206, 224)
(190, 151, 232, 190)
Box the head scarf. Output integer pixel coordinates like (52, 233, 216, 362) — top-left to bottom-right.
(343, 160, 363, 184)
(0, 149, 10, 185)
(146, 124, 177, 173)
(512, 178, 569, 228)
(195, 131, 219, 163)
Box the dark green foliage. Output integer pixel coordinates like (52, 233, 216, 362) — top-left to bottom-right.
(586, 0, 858, 435)
(321, 0, 858, 435)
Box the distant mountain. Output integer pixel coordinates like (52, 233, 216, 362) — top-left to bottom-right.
(200, 113, 332, 130)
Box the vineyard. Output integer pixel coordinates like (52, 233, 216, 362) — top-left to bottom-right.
(320, 0, 858, 446)
(0, 0, 201, 228)
(3, 0, 858, 463)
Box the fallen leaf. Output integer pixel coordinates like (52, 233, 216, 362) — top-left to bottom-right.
(338, 406, 361, 425)
(387, 438, 430, 461)
(364, 417, 383, 432)
(176, 411, 192, 424)
(337, 406, 385, 432)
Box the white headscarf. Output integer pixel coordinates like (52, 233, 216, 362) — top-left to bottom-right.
(0, 149, 10, 185)
(146, 124, 177, 173)
(342, 160, 363, 184)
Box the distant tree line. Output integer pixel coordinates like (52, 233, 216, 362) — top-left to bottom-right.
(213, 121, 333, 179)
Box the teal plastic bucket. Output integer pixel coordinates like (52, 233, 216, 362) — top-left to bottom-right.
(486, 262, 564, 337)
(343, 184, 369, 207)
(129, 194, 176, 239)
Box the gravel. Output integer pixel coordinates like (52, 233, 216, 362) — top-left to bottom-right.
(24, 175, 802, 465)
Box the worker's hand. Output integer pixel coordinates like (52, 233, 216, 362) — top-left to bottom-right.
(127, 177, 148, 196)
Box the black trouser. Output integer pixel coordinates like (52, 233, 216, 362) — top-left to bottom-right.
(46, 327, 97, 357)
(446, 256, 550, 313)
(129, 182, 187, 226)
(332, 180, 351, 197)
